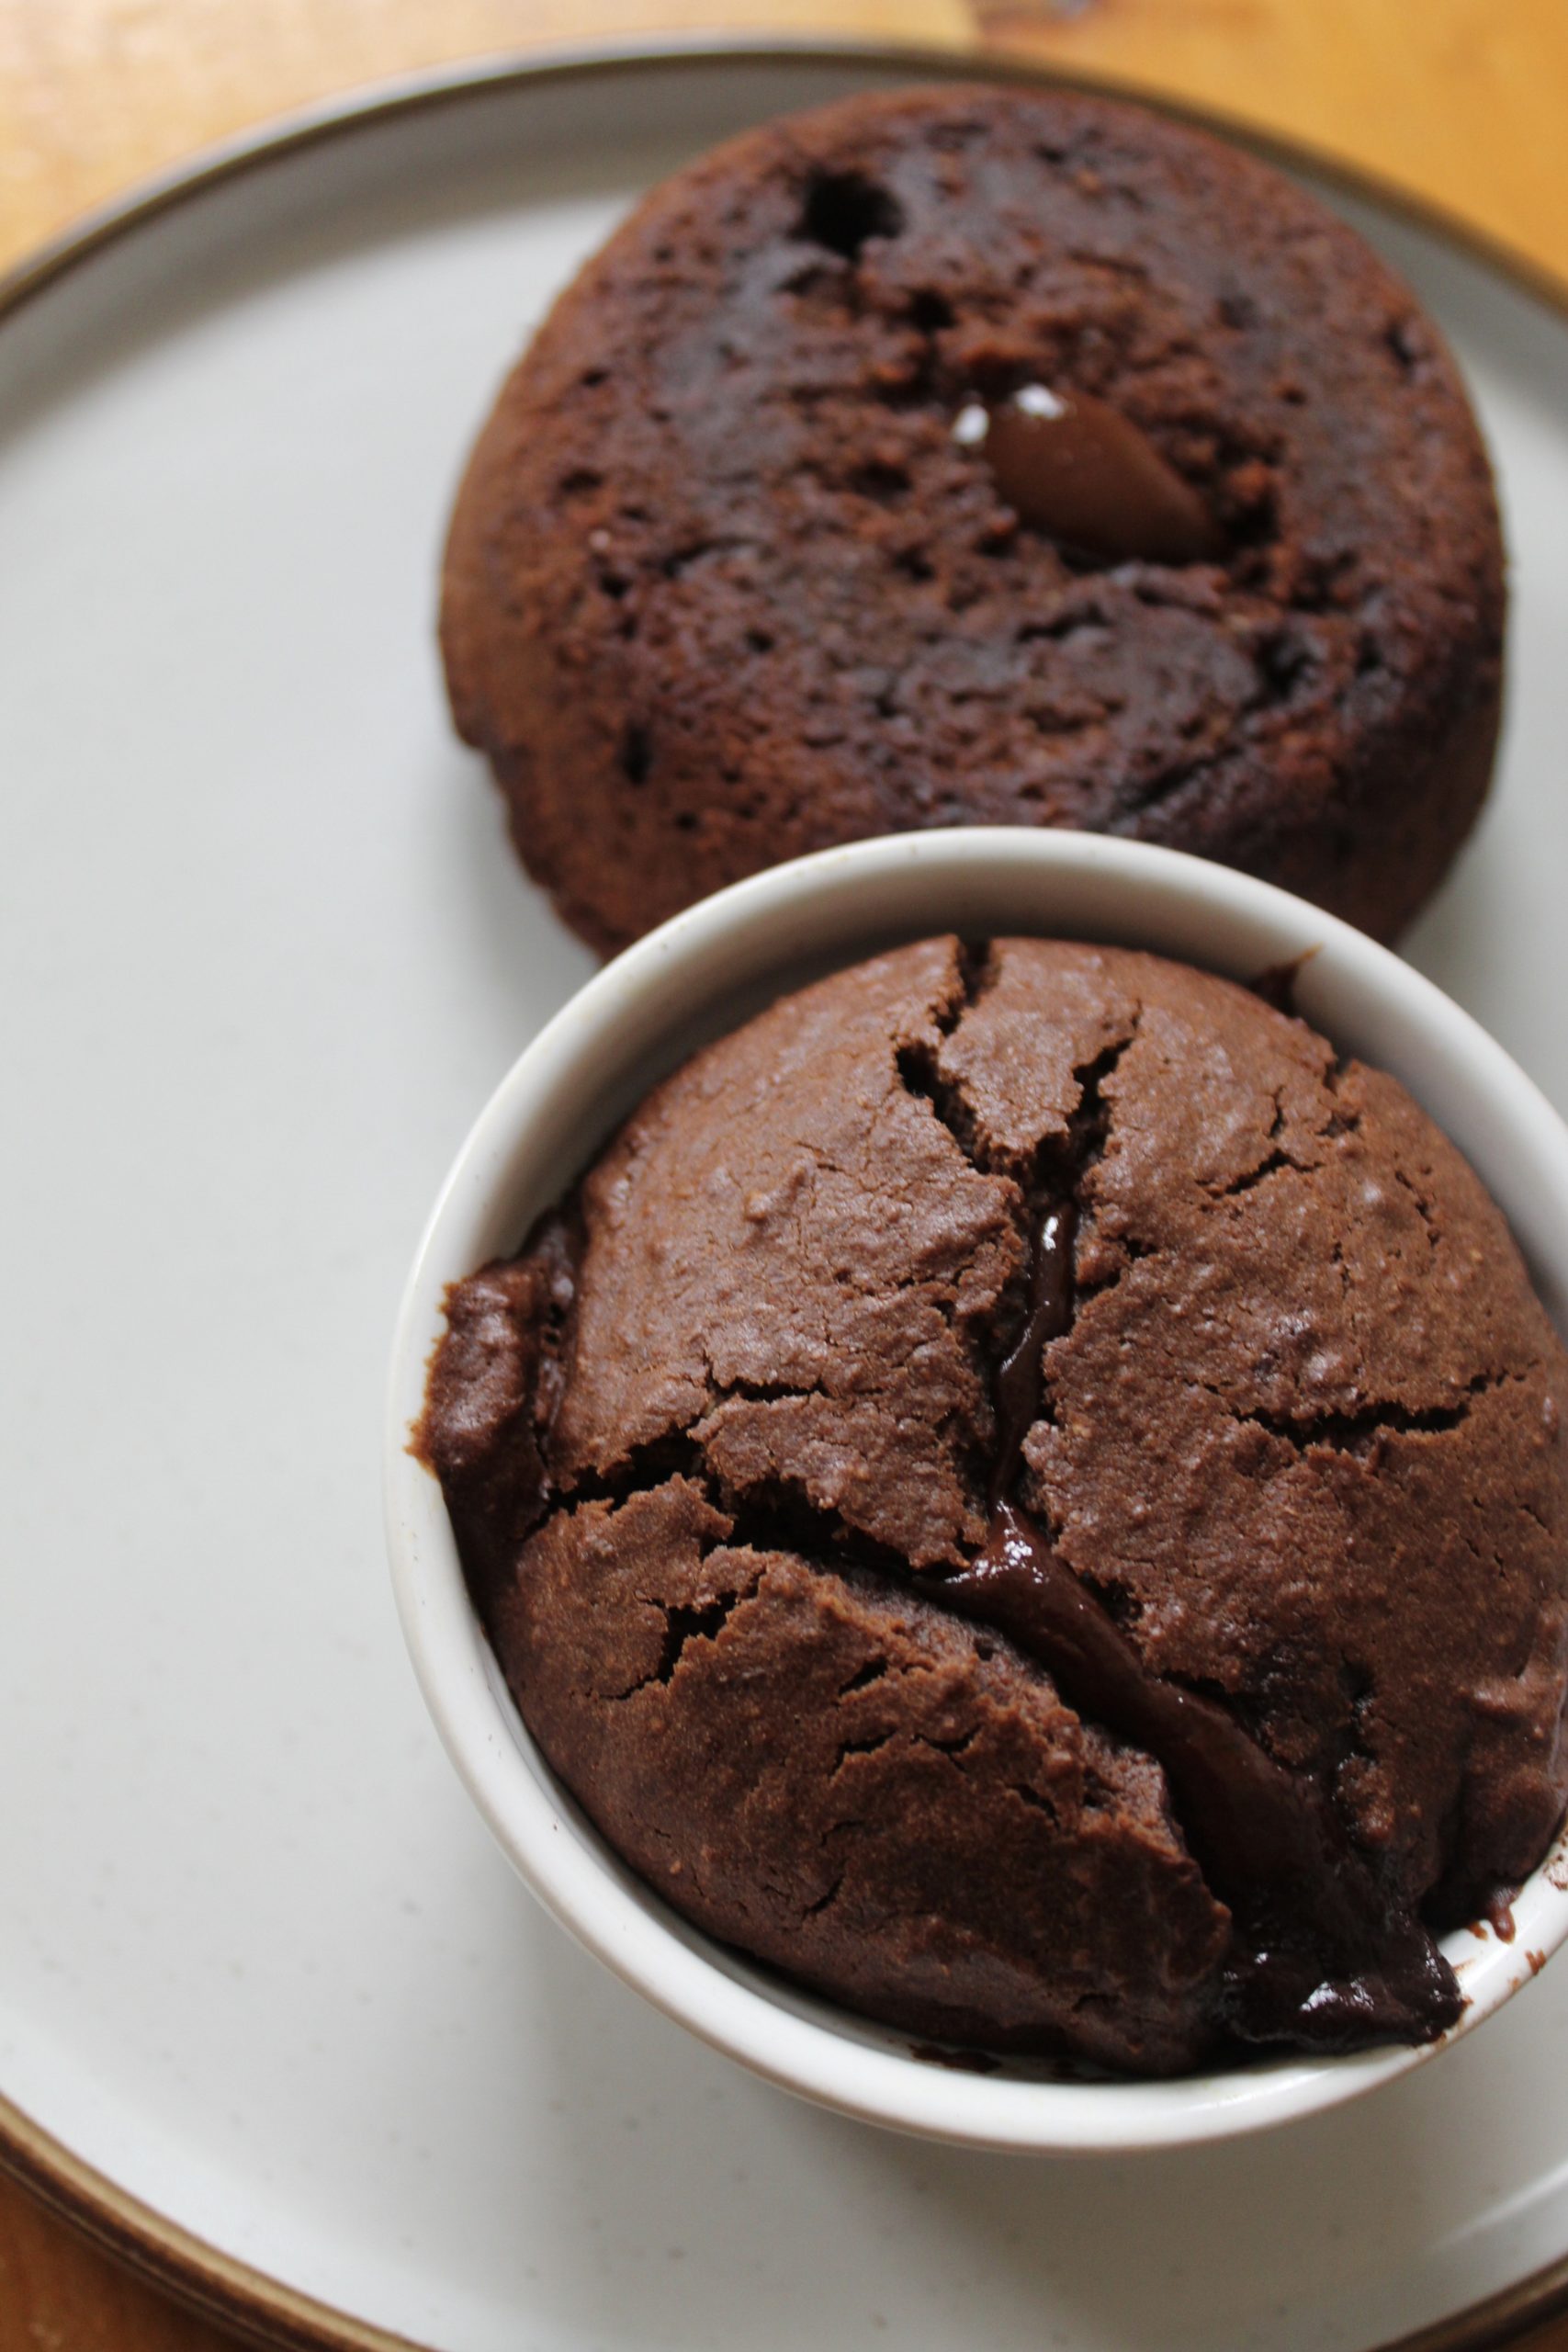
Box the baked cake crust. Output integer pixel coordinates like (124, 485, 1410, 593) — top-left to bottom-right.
(419, 942, 1568, 2072)
(442, 85, 1506, 955)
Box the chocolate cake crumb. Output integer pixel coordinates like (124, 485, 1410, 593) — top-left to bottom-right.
(420, 940, 1568, 2073)
(442, 85, 1505, 956)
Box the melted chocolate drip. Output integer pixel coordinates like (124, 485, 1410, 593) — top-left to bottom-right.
(956, 384, 1224, 566)
(418, 1209, 581, 1635)
(988, 1204, 1076, 1510)
(529, 1210, 582, 1464)
(942, 1178, 1462, 2051)
(1483, 1886, 1517, 1943)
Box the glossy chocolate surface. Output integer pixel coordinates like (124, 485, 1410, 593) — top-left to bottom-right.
(944, 1176, 1462, 2050)
(958, 383, 1224, 565)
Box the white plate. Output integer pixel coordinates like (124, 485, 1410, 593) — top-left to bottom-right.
(5, 44, 1568, 2352)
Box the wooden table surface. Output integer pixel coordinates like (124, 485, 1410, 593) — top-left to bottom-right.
(5, 3, 1568, 2347)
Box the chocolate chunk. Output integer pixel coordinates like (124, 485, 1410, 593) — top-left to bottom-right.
(959, 384, 1223, 565)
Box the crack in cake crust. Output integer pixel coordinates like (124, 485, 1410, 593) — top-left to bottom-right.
(419, 937, 1568, 2071)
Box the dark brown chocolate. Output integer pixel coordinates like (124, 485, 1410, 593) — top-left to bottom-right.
(1482, 1888, 1517, 1943)
(988, 1201, 1077, 1509)
(947, 1510, 1459, 2047)
(412, 1211, 579, 1626)
(958, 384, 1223, 566)
(421, 940, 1568, 2074)
(442, 85, 1506, 956)
(950, 1159, 1460, 2050)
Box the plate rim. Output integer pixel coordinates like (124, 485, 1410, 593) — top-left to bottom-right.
(4, 30, 1568, 331)
(4, 32, 1567, 2352)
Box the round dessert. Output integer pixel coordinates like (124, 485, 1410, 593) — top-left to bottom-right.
(441, 85, 1506, 957)
(417, 939, 1568, 2076)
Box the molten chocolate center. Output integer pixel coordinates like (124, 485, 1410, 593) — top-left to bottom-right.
(941, 1190, 1461, 2051)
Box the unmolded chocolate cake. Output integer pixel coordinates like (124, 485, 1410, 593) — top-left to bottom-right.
(441, 85, 1506, 956)
(418, 941, 1568, 2074)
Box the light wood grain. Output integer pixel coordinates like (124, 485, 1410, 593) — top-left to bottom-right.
(0, 2175, 246, 2351)
(4, 0, 1568, 295)
(6, 1, 1568, 2346)
(981, 0, 1568, 304)
(0, 0, 972, 277)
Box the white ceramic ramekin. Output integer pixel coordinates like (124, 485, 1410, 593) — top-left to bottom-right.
(385, 829, 1568, 2154)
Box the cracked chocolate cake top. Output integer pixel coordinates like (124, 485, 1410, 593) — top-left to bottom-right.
(417, 939, 1568, 2075)
(441, 84, 1505, 956)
